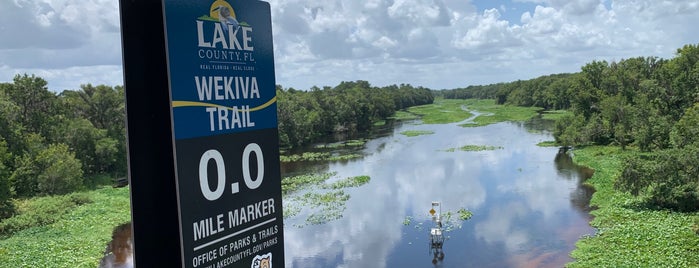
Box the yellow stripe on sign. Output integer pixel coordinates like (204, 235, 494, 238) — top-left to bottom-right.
(171, 96, 277, 112)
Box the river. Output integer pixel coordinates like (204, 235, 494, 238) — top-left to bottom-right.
(280, 114, 595, 268)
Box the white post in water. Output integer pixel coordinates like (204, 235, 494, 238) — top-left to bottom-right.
(429, 201, 445, 264)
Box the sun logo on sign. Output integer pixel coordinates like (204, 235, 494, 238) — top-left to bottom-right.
(251, 253, 272, 268)
(209, 0, 239, 32)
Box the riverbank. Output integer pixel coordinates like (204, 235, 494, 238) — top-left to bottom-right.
(567, 146, 699, 267)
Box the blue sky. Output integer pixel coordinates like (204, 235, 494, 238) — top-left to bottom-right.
(1, 0, 698, 91)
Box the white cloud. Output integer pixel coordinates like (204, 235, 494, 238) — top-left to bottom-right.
(1, 0, 699, 91)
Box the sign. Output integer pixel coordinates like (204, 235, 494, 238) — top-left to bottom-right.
(162, 1, 284, 267)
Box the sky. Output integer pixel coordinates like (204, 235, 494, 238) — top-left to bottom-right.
(1, 0, 698, 92)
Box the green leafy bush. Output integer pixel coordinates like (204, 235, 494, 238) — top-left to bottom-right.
(0, 192, 93, 236)
(616, 146, 699, 212)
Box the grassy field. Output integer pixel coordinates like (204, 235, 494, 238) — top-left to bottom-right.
(0, 187, 131, 267)
(567, 146, 699, 267)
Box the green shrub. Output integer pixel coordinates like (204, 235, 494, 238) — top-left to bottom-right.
(616, 146, 699, 212)
(0, 192, 92, 236)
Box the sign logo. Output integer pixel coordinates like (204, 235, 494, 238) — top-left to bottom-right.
(251, 253, 272, 268)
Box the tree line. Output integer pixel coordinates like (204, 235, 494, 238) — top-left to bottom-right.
(0, 77, 433, 218)
(277, 80, 434, 148)
(441, 43, 699, 211)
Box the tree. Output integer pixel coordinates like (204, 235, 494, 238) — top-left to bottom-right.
(35, 143, 84, 195)
(9, 133, 47, 197)
(670, 102, 699, 148)
(9, 133, 84, 196)
(4, 74, 59, 138)
(0, 140, 14, 219)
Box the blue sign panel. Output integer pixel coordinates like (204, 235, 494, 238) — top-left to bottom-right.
(162, 1, 284, 267)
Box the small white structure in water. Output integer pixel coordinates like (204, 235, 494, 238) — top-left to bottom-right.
(429, 201, 445, 264)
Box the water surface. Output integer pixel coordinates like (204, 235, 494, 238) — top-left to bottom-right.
(281, 117, 595, 267)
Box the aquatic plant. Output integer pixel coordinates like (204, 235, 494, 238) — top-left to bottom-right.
(443, 145, 503, 152)
(281, 172, 336, 195)
(323, 176, 371, 189)
(400, 130, 434, 137)
(282, 174, 372, 227)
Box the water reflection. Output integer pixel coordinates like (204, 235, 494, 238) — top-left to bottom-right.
(282, 119, 595, 267)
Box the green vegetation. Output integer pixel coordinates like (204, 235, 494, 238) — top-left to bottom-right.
(454, 99, 542, 127)
(457, 208, 473, 221)
(279, 152, 362, 162)
(444, 145, 503, 152)
(297, 191, 350, 225)
(536, 141, 558, 147)
(323, 175, 370, 189)
(281, 173, 372, 226)
(568, 146, 699, 267)
(402, 208, 474, 233)
(400, 130, 434, 137)
(0, 187, 131, 267)
(314, 139, 367, 149)
(0, 76, 126, 216)
(390, 110, 420, 121)
(281, 172, 335, 195)
(406, 99, 473, 124)
(277, 81, 433, 148)
(442, 44, 699, 211)
(541, 110, 572, 120)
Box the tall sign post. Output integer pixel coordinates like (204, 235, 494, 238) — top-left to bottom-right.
(120, 0, 284, 267)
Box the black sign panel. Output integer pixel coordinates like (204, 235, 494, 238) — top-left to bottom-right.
(161, 0, 285, 267)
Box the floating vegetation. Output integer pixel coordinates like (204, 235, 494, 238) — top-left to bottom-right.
(280, 152, 330, 162)
(296, 191, 350, 225)
(537, 140, 558, 147)
(323, 176, 371, 189)
(443, 145, 503, 152)
(281, 172, 336, 195)
(282, 204, 301, 219)
(344, 139, 367, 147)
(282, 173, 372, 227)
(401, 130, 435, 137)
(280, 151, 363, 162)
(454, 99, 541, 127)
(327, 154, 362, 161)
(457, 208, 473, 221)
(406, 99, 474, 124)
(313, 139, 367, 149)
(403, 216, 413, 226)
(402, 208, 474, 233)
